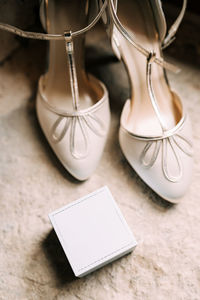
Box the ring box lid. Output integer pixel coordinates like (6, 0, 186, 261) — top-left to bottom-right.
(49, 186, 137, 277)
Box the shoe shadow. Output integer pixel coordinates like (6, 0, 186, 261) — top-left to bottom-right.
(42, 229, 77, 285)
(86, 44, 130, 114)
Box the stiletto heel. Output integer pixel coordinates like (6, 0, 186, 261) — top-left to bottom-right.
(108, 0, 193, 202)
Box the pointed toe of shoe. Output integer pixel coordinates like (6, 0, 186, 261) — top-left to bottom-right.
(51, 130, 109, 181)
(36, 78, 110, 180)
(153, 152, 193, 203)
(119, 115, 193, 202)
(61, 151, 105, 181)
(142, 156, 193, 203)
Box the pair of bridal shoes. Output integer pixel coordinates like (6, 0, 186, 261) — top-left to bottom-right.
(0, 0, 193, 202)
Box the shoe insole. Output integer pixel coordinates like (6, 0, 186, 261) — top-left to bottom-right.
(43, 0, 103, 111)
(116, 0, 181, 136)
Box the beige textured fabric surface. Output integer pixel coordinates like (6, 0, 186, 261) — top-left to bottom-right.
(0, 9, 200, 300)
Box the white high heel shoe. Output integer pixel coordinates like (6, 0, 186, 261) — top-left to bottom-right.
(37, 0, 110, 180)
(0, 0, 110, 181)
(108, 0, 193, 202)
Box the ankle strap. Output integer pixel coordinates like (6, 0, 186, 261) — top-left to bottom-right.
(162, 0, 187, 49)
(0, 0, 107, 40)
(108, 0, 179, 73)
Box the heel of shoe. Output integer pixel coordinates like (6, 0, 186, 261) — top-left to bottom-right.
(96, 0, 110, 29)
(99, 0, 121, 60)
(39, 0, 48, 32)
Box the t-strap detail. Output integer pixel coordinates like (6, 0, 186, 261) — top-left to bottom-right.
(64, 31, 79, 111)
(108, 0, 180, 74)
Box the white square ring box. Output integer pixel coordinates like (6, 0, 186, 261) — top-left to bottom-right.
(49, 186, 137, 277)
